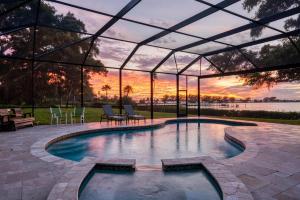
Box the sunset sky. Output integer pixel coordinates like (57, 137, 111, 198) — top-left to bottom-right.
(89, 71, 300, 100)
(48, 0, 300, 100)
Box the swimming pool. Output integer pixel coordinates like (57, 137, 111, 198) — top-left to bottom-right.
(47, 120, 245, 165)
(79, 169, 222, 200)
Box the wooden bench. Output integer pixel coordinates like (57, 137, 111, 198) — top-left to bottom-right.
(0, 108, 35, 131)
(10, 117, 35, 130)
(11, 108, 35, 130)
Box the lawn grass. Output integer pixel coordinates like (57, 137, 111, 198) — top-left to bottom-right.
(24, 108, 177, 125)
(22, 108, 300, 125)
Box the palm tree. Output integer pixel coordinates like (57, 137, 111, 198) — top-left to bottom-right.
(101, 84, 111, 99)
(123, 85, 133, 97)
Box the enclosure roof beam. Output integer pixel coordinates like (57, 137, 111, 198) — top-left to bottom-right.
(202, 29, 300, 56)
(196, 0, 300, 57)
(122, 0, 239, 71)
(93, 0, 141, 38)
(44, 0, 228, 42)
(35, 36, 92, 58)
(81, 0, 141, 65)
(3, 55, 300, 79)
(195, 0, 288, 36)
(36, 24, 203, 56)
(0, 23, 34, 36)
(0, 55, 200, 78)
(140, 0, 239, 45)
(199, 62, 300, 79)
(177, 56, 202, 75)
(176, 6, 300, 52)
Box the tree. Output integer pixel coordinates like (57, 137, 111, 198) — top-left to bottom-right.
(242, 0, 300, 37)
(0, 1, 107, 106)
(208, 0, 300, 89)
(101, 84, 111, 99)
(162, 94, 169, 104)
(229, 97, 236, 103)
(123, 85, 133, 97)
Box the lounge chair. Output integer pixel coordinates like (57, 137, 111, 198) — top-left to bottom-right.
(124, 105, 146, 122)
(50, 107, 67, 125)
(71, 107, 85, 124)
(100, 105, 127, 123)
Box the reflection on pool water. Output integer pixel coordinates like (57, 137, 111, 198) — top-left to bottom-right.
(79, 169, 221, 200)
(47, 121, 243, 165)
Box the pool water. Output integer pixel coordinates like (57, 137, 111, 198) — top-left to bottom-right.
(47, 121, 243, 165)
(79, 169, 221, 200)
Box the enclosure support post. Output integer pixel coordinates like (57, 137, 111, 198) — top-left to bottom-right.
(197, 77, 201, 116)
(31, 62, 34, 116)
(119, 69, 122, 114)
(150, 72, 154, 119)
(80, 66, 84, 107)
(185, 76, 188, 116)
(31, 0, 41, 117)
(176, 75, 179, 118)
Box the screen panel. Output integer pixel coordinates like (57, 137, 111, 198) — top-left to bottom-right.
(153, 73, 177, 117)
(216, 26, 280, 46)
(183, 57, 220, 76)
(102, 19, 162, 43)
(187, 76, 198, 116)
(38, 37, 93, 64)
(122, 70, 151, 117)
(124, 0, 209, 29)
(0, 59, 32, 106)
(206, 49, 256, 73)
(0, 0, 37, 30)
(124, 46, 171, 71)
(185, 42, 230, 55)
(40, 1, 112, 34)
(226, 1, 296, 20)
(179, 10, 249, 38)
(84, 67, 119, 109)
(0, 27, 33, 59)
(149, 32, 200, 49)
(157, 52, 198, 73)
(85, 37, 137, 68)
(240, 38, 300, 68)
(34, 62, 81, 107)
(55, 0, 132, 15)
(269, 14, 300, 32)
(35, 26, 91, 56)
(0, 0, 28, 13)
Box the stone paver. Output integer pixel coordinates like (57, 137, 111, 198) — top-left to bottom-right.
(0, 117, 300, 199)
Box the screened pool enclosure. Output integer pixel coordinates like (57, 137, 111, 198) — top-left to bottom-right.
(1, 0, 300, 118)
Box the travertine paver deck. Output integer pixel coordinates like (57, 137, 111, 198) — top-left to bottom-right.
(0, 117, 300, 200)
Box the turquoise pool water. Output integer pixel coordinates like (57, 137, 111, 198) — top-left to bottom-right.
(47, 121, 243, 165)
(79, 169, 221, 200)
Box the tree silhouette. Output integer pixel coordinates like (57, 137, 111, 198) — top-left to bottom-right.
(123, 85, 133, 97)
(0, 1, 107, 106)
(101, 84, 111, 99)
(209, 0, 300, 89)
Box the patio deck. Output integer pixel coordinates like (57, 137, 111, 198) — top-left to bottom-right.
(0, 118, 300, 200)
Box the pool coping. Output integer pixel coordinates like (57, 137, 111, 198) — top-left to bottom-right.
(31, 117, 257, 168)
(30, 117, 259, 200)
(47, 156, 253, 200)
